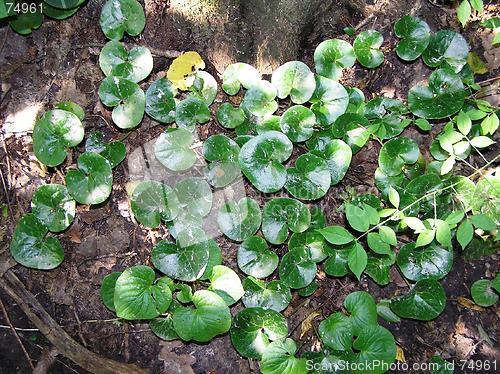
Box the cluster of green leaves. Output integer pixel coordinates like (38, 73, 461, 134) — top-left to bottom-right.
(1, 0, 87, 35)
(10, 102, 125, 269)
(456, 0, 483, 28)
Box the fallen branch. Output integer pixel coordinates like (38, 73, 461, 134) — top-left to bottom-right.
(0, 270, 145, 374)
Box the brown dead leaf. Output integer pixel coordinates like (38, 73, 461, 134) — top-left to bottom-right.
(300, 311, 321, 339)
(457, 297, 485, 312)
(65, 223, 81, 243)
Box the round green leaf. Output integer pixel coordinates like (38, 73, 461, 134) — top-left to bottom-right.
(344, 291, 378, 335)
(100, 272, 122, 312)
(288, 230, 330, 263)
(408, 68, 467, 119)
(208, 265, 244, 306)
(353, 325, 396, 374)
(154, 128, 197, 171)
(230, 307, 288, 359)
(280, 105, 316, 143)
(85, 131, 126, 169)
(130, 180, 179, 228)
(324, 248, 350, 277)
(44, 0, 85, 9)
(145, 77, 177, 123)
(238, 131, 293, 193)
(175, 97, 210, 131)
(310, 76, 349, 127)
(309, 139, 352, 185)
(216, 103, 246, 129)
(65, 152, 113, 205)
(10, 214, 64, 270)
(422, 30, 469, 72)
(237, 236, 279, 278)
(353, 30, 384, 68)
(314, 39, 356, 80)
(42, 3, 81, 20)
(114, 265, 172, 320)
(394, 16, 431, 61)
(365, 252, 395, 286)
(99, 0, 146, 40)
(260, 338, 306, 374)
(378, 137, 419, 176)
(172, 290, 231, 342)
(319, 312, 353, 351)
(55, 101, 85, 121)
(167, 211, 203, 239)
(262, 197, 311, 244)
(256, 115, 281, 134)
(242, 277, 291, 312)
(279, 248, 317, 289)
(471, 279, 498, 307)
(218, 197, 261, 242)
(202, 134, 241, 187)
(190, 71, 217, 105)
(271, 61, 315, 104)
(390, 279, 446, 320)
(31, 184, 76, 232)
(332, 113, 372, 153)
(98, 76, 145, 129)
(396, 242, 453, 281)
(241, 80, 278, 117)
(222, 63, 261, 95)
(285, 153, 331, 200)
(99, 41, 153, 83)
(33, 109, 84, 167)
(174, 177, 212, 217)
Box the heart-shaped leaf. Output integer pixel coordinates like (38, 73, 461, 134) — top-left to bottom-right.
(242, 277, 291, 312)
(55, 101, 85, 121)
(331, 113, 372, 153)
(309, 139, 352, 185)
(190, 71, 217, 105)
(85, 131, 126, 168)
(175, 97, 210, 131)
(222, 63, 261, 95)
(471, 279, 498, 307)
(130, 180, 179, 228)
(216, 103, 246, 129)
(241, 80, 278, 117)
(99, 41, 153, 83)
(279, 247, 317, 289)
(352, 325, 396, 374)
(390, 279, 446, 320)
(100, 0, 145, 40)
(285, 153, 331, 200)
(33, 109, 84, 167)
(365, 252, 395, 286)
(396, 242, 453, 281)
(310, 76, 349, 127)
(65, 152, 113, 205)
(280, 105, 316, 143)
(324, 248, 350, 277)
(394, 16, 431, 61)
(174, 177, 212, 217)
(31, 184, 76, 232)
(230, 307, 288, 359)
(378, 137, 419, 176)
(145, 77, 177, 123)
(271, 61, 316, 104)
(364, 97, 410, 140)
(319, 312, 353, 351)
(262, 198, 311, 244)
(238, 131, 293, 193)
(172, 290, 231, 342)
(154, 128, 197, 171)
(237, 236, 279, 278)
(114, 265, 172, 320)
(422, 30, 469, 72)
(344, 291, 378, 335)
(314, 39, 356, 80)
(98, 76, 145, 129)
(10, 214, 64, 270)
(218, 197, 261, 242)
(202, 134, 241, 187)
(208, 265, 244, 306)
(149, 313, 179, 341)
(260, 339, 306, 374)
(288, 230, 331, 263)
(408, 68, 467, 119)
(353, 30, 384, 68)
(100, 272, 122, 312)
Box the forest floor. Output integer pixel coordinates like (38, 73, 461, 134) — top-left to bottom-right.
(0, 0, 499, 373)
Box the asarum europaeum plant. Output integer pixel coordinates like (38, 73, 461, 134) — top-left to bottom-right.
(8, 0, 499, 372)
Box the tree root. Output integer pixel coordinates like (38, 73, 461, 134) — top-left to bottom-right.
(0, 270, 145, 374)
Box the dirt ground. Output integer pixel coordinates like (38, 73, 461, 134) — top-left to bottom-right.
(0, 0, 499, 373)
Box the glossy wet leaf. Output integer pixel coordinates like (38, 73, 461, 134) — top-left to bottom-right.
(348, 241, 367, 281)
(471, 175, 500, 219)
(298, 282, 318, 297)
(85, 131, 126, 168)
(471, 279, 498, 307)
(208, 265, 244, 306)
(149, 315, 179, 341)
(218, 197, 261, 242)
(31, 184, 76, 232)
(353, 325, 397, 374)
(100, 0, 146, 40)
(154, 128, 197, 171)
(262, 198, 311, 244)
(175, 97, 210, 131)
(279, 248, 317, 289)
(344, 290, 378, 334)
(285, 153, 331, 200)
(98, 76, 145, 129)
(33, 109, 84, 167)
(237, 236, 279, 278)
(280, 105, 316, 143)
(55, 101, 84, 120)
(324, 248, 350, 277)
(271, 61, 315, 104)
(396, 242, 453, 281)
(309, 139, 352, 185)
(238, 131, 292, 193)
(288, 230, 331, 263)
(216, 103, 246, 129)
(260, 338, 307, 374)
(222, 63, 261, 95)
(319, 312, 353, 350)
(190, 71, 217, 105)
(390, 279, 446, 320)
(314, 39, 356, 80)
(242, 277, 291, 312)
(114, 265, 172, 320)
(241, 80, 278, 117)
(394, 16, 431, 61)
(172, 290, 231, 342)
(422, 30, 469, 72)
(230, 307, 288, 359)
(345, 203, 370, 232)
(100, 272, 122, 312)
(377, 299, 401, 322)
(145, 77, 177, 123)
(65, 152, 113, 205)
(202, 134, 241, 187)
(365, 252, 395, 286)
(99, 40, 153, 83)
(332, 113, 372, 153)
(408, 68, 467, 119)
(310, 76, 349, 127)
(130, 180, 179, 228)
(174, 177, 212, 217)
(378, 137, 419, 176)
(354, 30, 384, 68)
(10, 214, 64, 270)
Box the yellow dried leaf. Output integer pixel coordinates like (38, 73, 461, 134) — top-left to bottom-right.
(300, 311, 321, 339)
(396, 345, 405, 363)
(467, 52, 488, 75)
(167, 51, 205, 90)
(457, 296, 485, 311)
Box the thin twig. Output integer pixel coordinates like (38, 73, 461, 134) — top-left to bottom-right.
(476, 76, 500, 85)
(0, 324, 39, 332)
